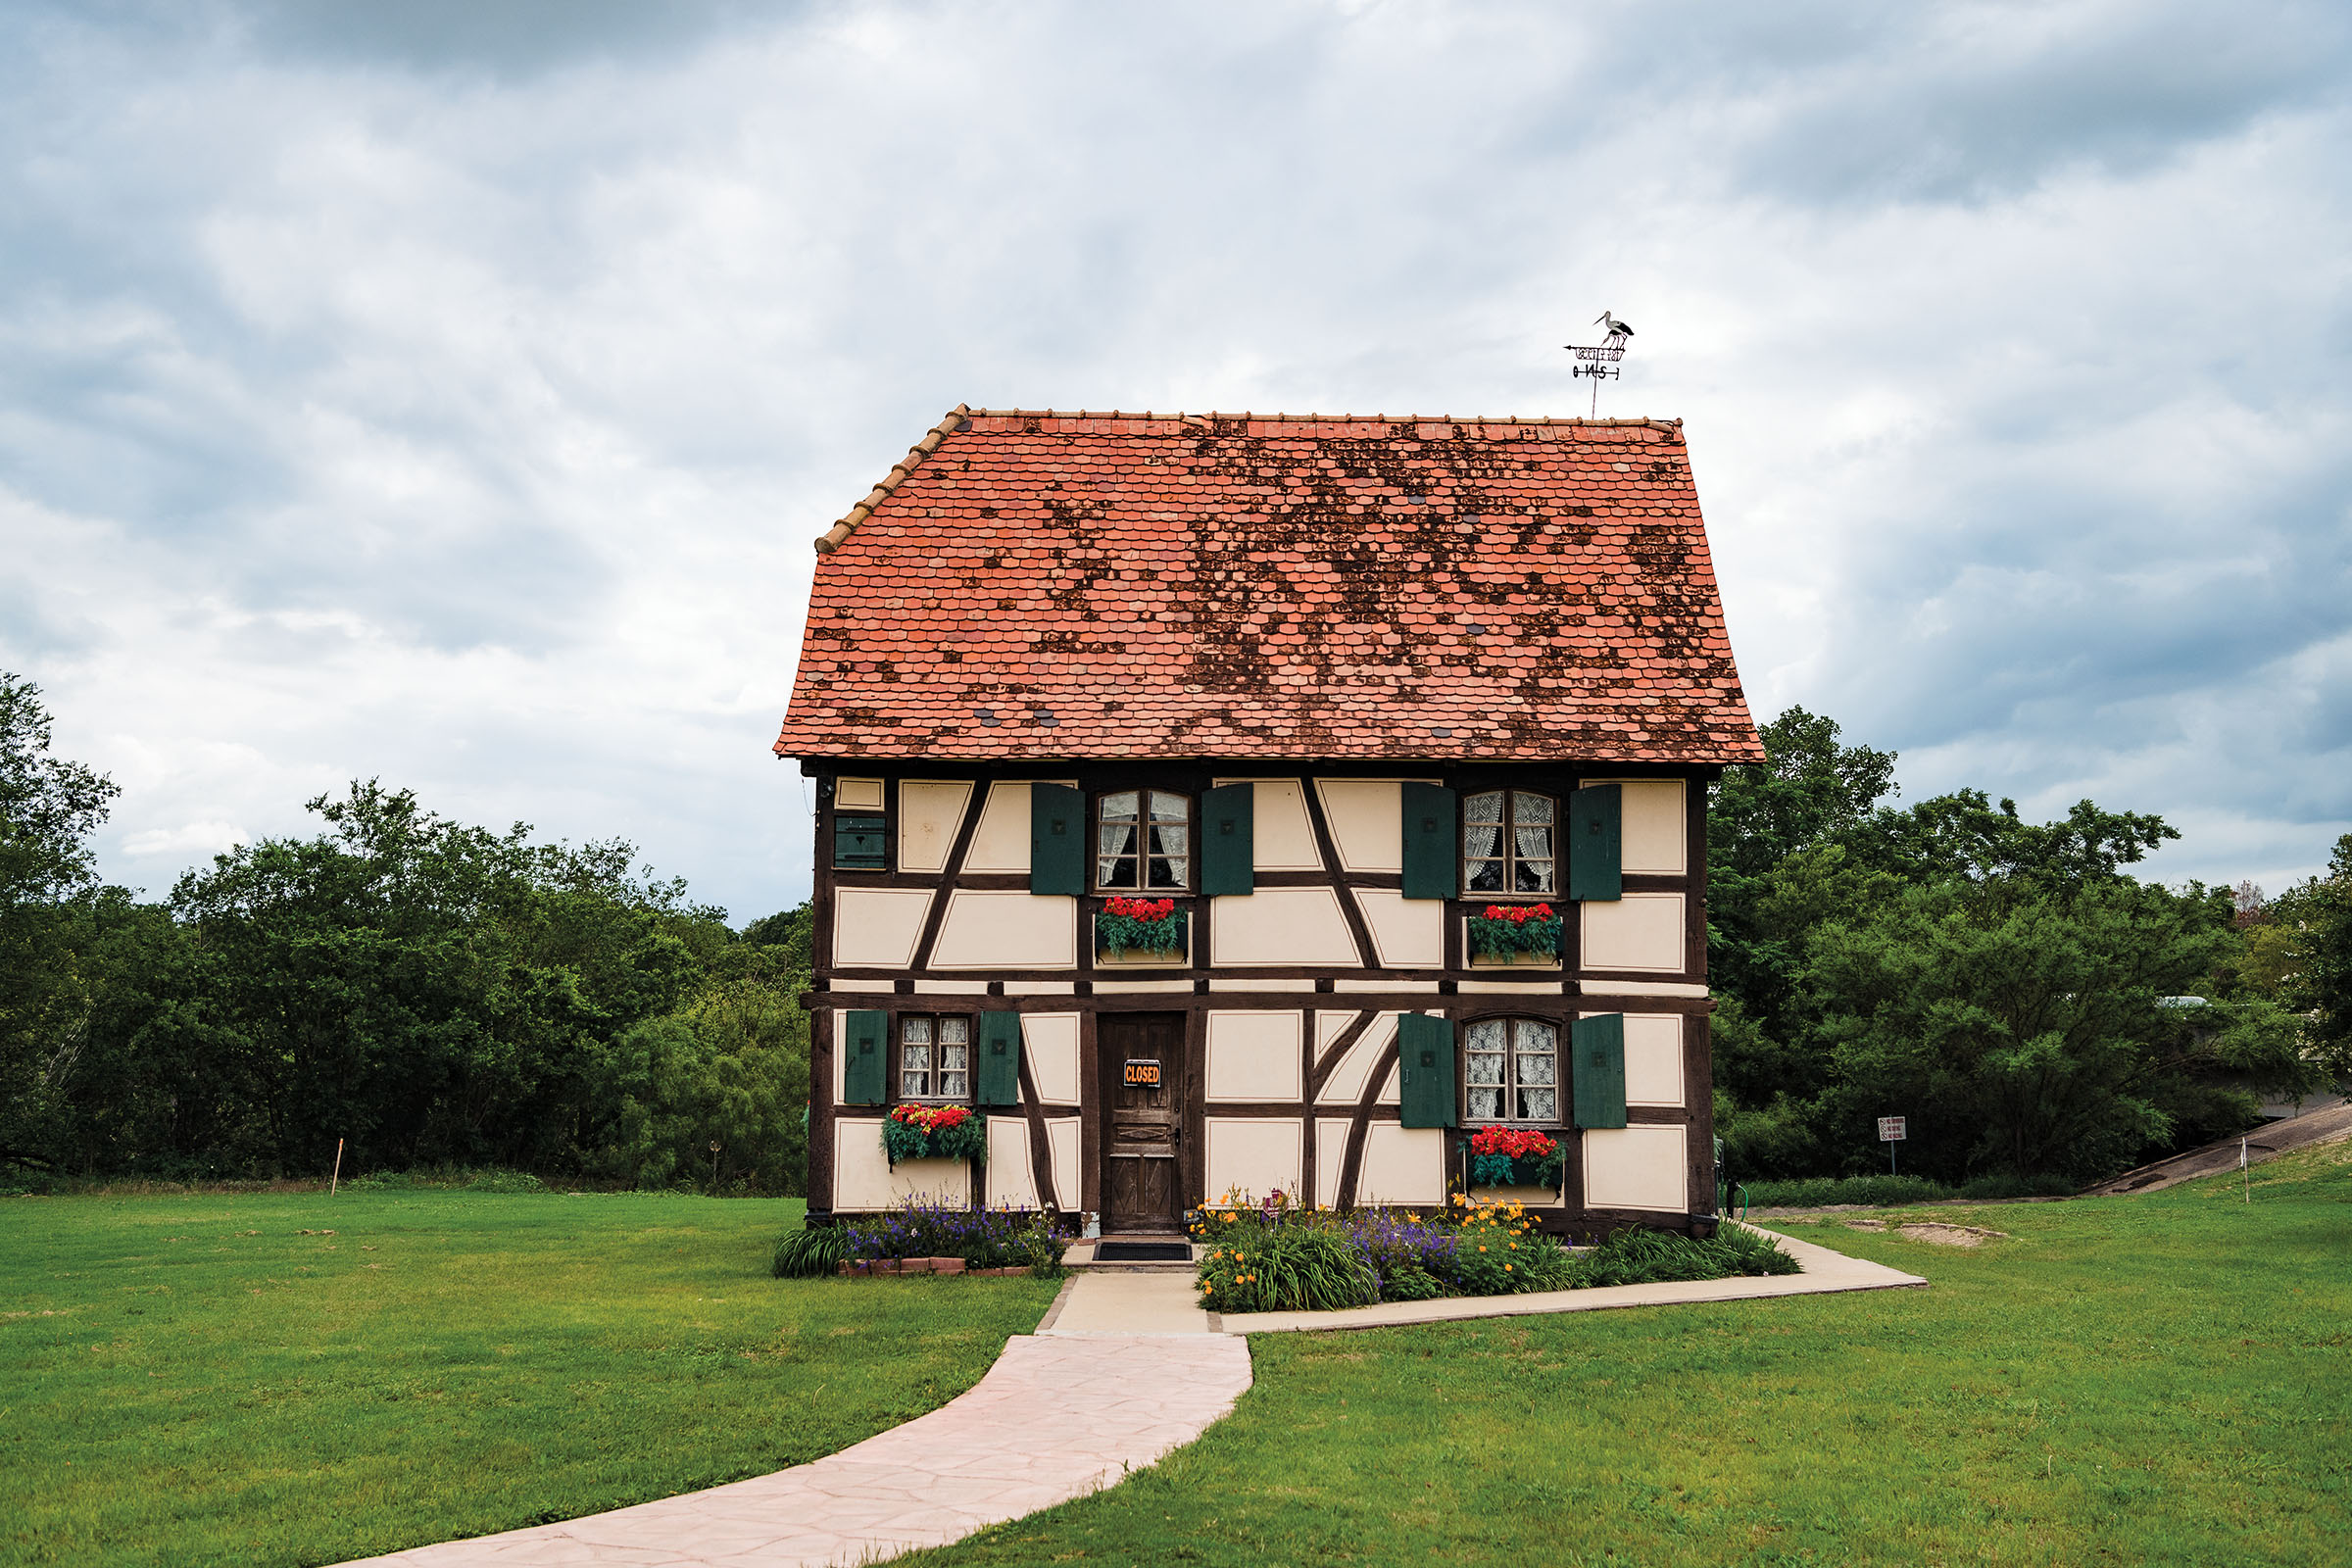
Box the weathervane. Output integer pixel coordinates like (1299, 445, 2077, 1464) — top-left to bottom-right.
(1564, 311, 1633, 417)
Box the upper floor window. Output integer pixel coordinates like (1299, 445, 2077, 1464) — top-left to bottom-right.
(900, 1014, 970, 1101)
(1464, 790, 1554, 895)
(1465, 1017, 1558, 1122)
(1097, 789, 1190, 890)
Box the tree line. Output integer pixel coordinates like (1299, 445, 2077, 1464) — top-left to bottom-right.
(1707, 707, 2349, 1187)
(5, 671, 2347, 1193)
(1, 673, 810, 1192)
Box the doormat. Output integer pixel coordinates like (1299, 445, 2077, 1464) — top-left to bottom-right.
(1094, 1240, 1194, 1262)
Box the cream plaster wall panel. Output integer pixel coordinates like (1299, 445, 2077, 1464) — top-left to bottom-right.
(833, 1125, 896, 1209)
(1357, 1124, 1446, 1205)
(1315, 1118, 1353, 1207)
(835, 778, 885, 811)
(1204, 1117, 1304, 1201)
(1211, 886, 1361, 967)
(1045, 1117, 1081, 1209)
(1213, 778, 1321, 870)
(1315, 779, 1403, 872)
(832, 889, 934, 969)
(1583, 1125, 1690, 1212)
(897, 781, 973, 873)
(1204, 1010, 1304, 1102)
(1581, 892, 1687, 973)
(963, 780, 1080, 873)
(1582, 1011, 1686, 1107)
(964, 782, 1033, 872)
(835, 1134, 972, 1210)
(1583, 779, 1688, 875)
(1023, 1012, 1083, 1104)
(830, 1009, 848, 1103)
(1315, 1010, 1364, 1063)
(929, 890, 1078, 969)
(986, 1118, 1040, 1209)
(1354, 888, 1445, 968)
(1316, 1013, 1397, 1104)
(1375, 1061, 1399, 1105)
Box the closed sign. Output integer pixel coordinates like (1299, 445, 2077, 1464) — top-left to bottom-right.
(1123, 1059, 1162, 1087)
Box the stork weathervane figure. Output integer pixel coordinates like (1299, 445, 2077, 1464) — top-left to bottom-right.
(1565, 311, 1634, 416)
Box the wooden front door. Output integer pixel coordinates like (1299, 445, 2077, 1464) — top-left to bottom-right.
(1100, 1012, 1187, 1233)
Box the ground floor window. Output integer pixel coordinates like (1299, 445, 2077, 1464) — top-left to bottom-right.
(1465, 1017, 1558, 1122)
(900, 1014, 970, 1100)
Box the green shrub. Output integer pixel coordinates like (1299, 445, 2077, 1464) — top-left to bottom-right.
(772, 1225, 849, 1278)
(1739, 1174, 1953, 1208)
(1956, 1172, 2081, 1200)
(1199, 1220, 1378, 1312)
(1738, 1170, 2080, 1208)
(1569, 1225, 1799, 1287)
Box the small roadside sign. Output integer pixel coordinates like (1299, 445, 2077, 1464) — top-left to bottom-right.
(1878, 1116, 1907, 1142)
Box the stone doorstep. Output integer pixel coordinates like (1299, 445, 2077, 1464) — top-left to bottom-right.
(1064, 1238, 1201, 1274)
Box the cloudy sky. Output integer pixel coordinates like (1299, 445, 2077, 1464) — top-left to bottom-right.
(4, 0, 2348, 921)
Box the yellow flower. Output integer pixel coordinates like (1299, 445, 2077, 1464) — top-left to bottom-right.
(1478, 1245, 1487, 1252)
(1504, 1263, 1513, 1272)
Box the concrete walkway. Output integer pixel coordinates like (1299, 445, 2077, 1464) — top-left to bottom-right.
(339, 1229, 1915, 1567)
(340, 1329, 1250, 1568)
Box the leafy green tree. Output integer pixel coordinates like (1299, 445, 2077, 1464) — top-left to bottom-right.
(1804, 878, 2315, 1182)
(1707, 707, 1899, 1057)
(0, 673, 124, 1169)
(2258, 835, 2352, 1082)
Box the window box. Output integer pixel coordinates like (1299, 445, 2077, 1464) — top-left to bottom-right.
(1462, 1125, 1565, 1191)
(882, 1103, 988, 1164)
(1095, 899, 1190, 965)
(1466, 905, 1563, 968)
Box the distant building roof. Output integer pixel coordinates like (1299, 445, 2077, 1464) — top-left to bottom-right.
(774, 408, 1766, 765)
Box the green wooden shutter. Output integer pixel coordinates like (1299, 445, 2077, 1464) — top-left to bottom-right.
(1029, 783, 1084, 896)
(1200, 783, 1254, 896)
(977, 1011, 1022, 1106)
(1396, 1012, 1457, 1129)
(1569, 783, 1623, 902)
(1572, 1012, 1628, 1129)
(843, 1009, 889, 1106)
(832, 813, 887, 869)
(1400, 782, 1457, 901)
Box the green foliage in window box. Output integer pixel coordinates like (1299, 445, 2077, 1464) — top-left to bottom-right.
(1096, 898, 1186, 956)
(1467, 904, 1563, 959)
(880, 1103, 989, 1164)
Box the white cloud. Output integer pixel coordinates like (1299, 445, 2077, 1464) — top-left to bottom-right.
(1, 0, 2348, 918)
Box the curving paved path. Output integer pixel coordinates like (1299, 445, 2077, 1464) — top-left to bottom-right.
(341, 1324, 1250, 1568)
(342, 1230, 1916, 1567)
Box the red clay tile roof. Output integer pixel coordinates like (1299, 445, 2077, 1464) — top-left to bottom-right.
(774, 409, 1765, 764)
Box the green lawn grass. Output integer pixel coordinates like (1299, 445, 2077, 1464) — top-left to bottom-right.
(913, 1143, 2352, 1567)
(0, 1188, 1056, 1568)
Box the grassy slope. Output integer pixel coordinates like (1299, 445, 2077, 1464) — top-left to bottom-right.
(916, 1145, 2352, 1567)
(0, 1190, 1056, 1568)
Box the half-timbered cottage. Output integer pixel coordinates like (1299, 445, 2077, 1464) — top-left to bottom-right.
(773, 407, 1765, 1238)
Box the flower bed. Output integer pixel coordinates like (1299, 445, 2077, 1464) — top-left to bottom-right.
(1187, 1188, 1798, 1310)
(1463, 1126, 1565, 1190)
(774, 1199, 1069, 1278)
(881, 1102, 989, 1164)
(1096, 896, 1186, 958)
(1467, 903, 1563, 962)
